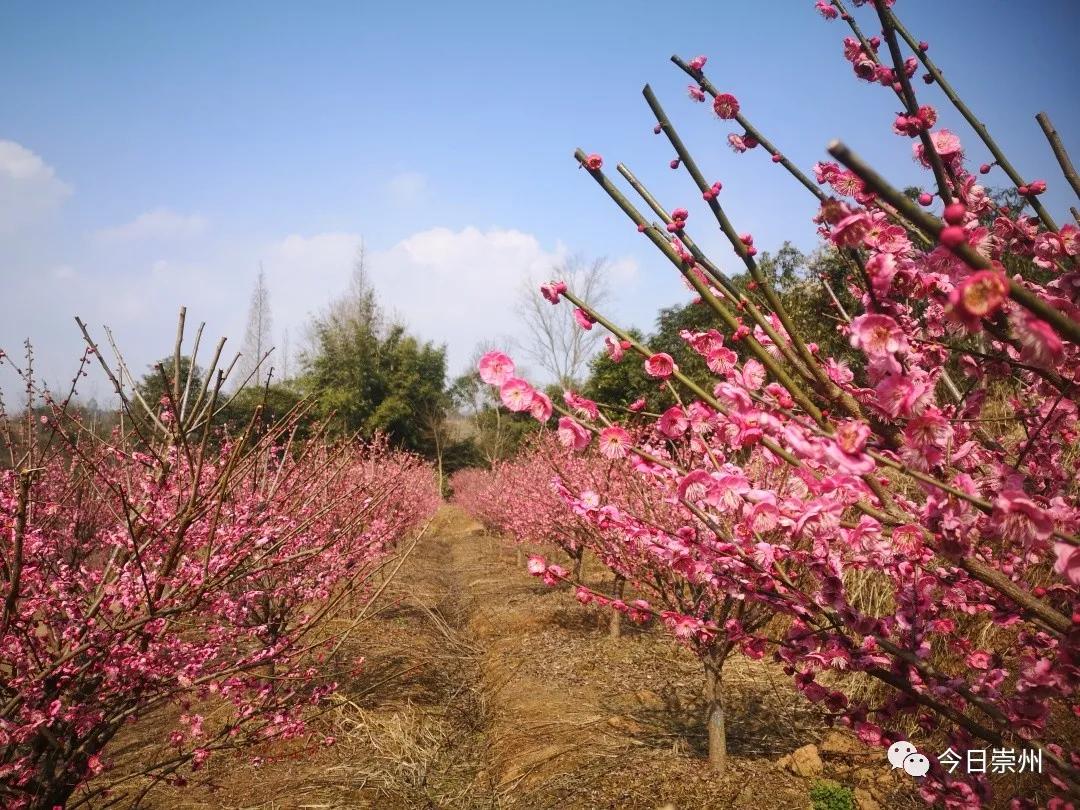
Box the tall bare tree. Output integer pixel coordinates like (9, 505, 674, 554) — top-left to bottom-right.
(517, 254, 610, 388)
(239, 264, 273, 386)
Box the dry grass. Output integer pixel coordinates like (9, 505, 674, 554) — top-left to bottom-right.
(85, 507, 924, 809)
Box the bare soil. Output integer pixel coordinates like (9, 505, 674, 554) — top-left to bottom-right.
(92, 506, 919, 809)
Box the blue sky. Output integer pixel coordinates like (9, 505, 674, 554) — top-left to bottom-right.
(1, 0, 1077, 396)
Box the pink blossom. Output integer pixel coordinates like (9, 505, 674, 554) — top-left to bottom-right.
(556, 417, 591, 451)
(1011, 310, 1064, 367)
(573, 307, 595, 330)
(830, 212, 870, 247)
(499, 377, 535, 412)
(739, 359, 766, 391)
(849, 313, 906, 357)
(598, 426, 632, 459)
(727, 133, 758, 153)
(993, 490, 1054, 544)
(604, 335, 625, 362)
(658, 405, 689, 438)
(1053, 542, 1080, 585)
(713, 93, 740, 119)
(966, 651, 993, 670)
(526, 555, 548, 575)
(815, 0, 838, 18)
(477, 351, 515, 386)
(688, 55, 707, 71)
(529, 391, 553, 422)
(949, 269, 1008, 331)
(584, 153, 603, 170)
(644, 352, 677, 378)
(542, 564, 567, 586)
(540, 280, 567, 304)
(564, 390, 600, 420)
(914, 129, 963, 167)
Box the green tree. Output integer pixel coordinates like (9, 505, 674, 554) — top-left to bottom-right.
(301, 252, 449, 455)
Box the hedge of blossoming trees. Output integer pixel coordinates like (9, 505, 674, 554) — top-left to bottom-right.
(458, 1, 1080, 806)
(0, 312, 439, 809)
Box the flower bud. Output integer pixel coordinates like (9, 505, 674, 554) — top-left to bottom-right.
(943, 202, 966, 225)
(918, 192, 933, 206)
(940, 225, 967, 250)
(979, 163, 991, 175)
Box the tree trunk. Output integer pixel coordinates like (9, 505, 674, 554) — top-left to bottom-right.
(571, 549, 584, 581)
(515, 547, 524, 566)
(609, 575, 625, 639)
(704, 660, 727, 773)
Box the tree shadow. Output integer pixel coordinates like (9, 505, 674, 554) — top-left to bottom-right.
(619, 676, 821, 758)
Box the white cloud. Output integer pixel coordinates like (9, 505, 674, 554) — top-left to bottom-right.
(384, 171, 429, 206)
(258, 226, 639, 377)
(1, 224, 640, 400)
(0, 140, 72, 233)
(94, 208, 207, 244)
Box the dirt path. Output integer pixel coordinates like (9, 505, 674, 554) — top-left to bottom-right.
(126, 506, 912, 809)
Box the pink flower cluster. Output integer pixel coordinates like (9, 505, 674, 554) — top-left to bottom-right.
(0, 409, 438, 805)
(464, 3, 1080, 806)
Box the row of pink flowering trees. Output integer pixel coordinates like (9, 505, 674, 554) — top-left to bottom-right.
(456, 1, 1079, 807)
(0, 313, 440, 809)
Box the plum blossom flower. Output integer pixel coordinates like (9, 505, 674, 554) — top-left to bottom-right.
(688, 54, 707, 70)
(500, 378, 535, 412)
(557, 417, 591, 451)
(1011, 310, 1064, 368)
(727, 133, 758, 153)
(739, 359, 766, 391)
(1033, 232, 1066, 270)
(713, 93, 740, 119)
(478, 351, 515, 386)
(993, 490, 1054, 545)
(529, 391, 553, 422)
(628, 398, 646, 412)
(914, 129, 963, 168)
(830, 211, 871, 247)
(541, 564, 567, 587)
(526, 555, 547, 575)
(966, 651, 993, 670)
(598, 426, 632, 459)
(564, 390, 599, 420)
(583, 153, 603, 170)
(849, 314, 906, 357)
(1053, 542, 1080, 585)
(824, 420, 874, 475)
(815, 0, 838, 19)
(540, 280, 567, 304)
(949, 269, 1008, 331)
(658, 404, 689, 438)
(573, 308, 595, 331)
(644, 352, 677, 378)
(874, 372, 933, 418)
(604, 335, 625, 362)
